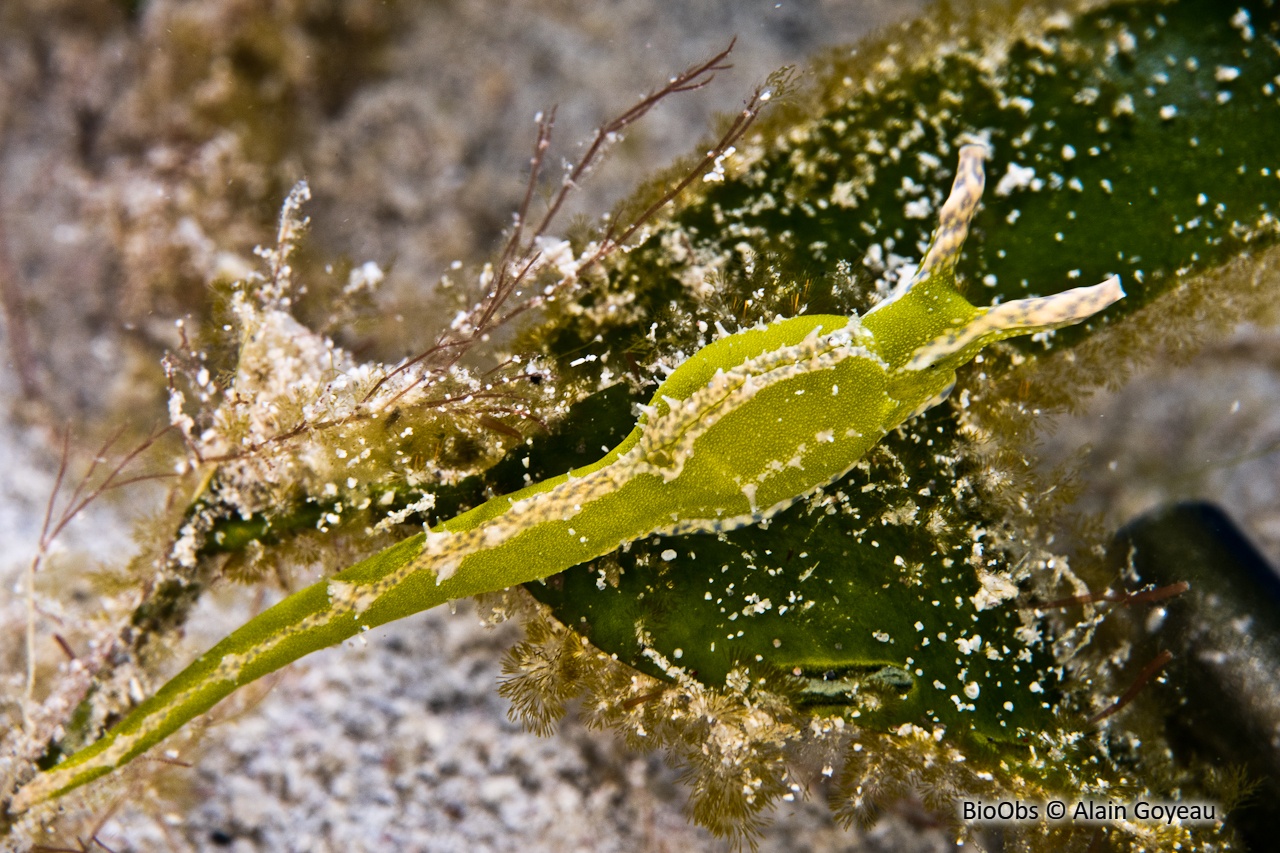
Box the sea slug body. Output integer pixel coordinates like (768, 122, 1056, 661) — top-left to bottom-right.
(12, 144, 1123, 813)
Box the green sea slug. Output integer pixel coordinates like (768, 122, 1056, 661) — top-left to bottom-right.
(11, 143, 1123, 812)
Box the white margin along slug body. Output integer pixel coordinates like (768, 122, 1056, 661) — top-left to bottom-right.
(13, 144, 1124, 812)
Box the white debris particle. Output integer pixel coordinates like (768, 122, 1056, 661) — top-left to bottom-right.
(1003, 701, 1015, 712)
(1073, 87, 1099, 105)
(170, 523, 200, 568)
(1215, 65, 1242, 82)
(1061, 144, 1076, 161)
(1231, 8, 1254, 41)
(343, 260, 385, 295)
(955, 635, 982, 656)
(167, 386, 195, 438)
(702, 145, 736, 183)
(971, 570, 1019, 611)
(1015, 624, 1043, 646)
(903, 197, 933, 219)
(995, 162, 1040, 196)
(1159, 104, 1178, 120)
(1029, 681, 1045, 694)
(1007, 96, 1034, 114)
(660, 549, 677, 561)
(964, 682, 980, 700)
(872, 630, 892, 643)
(831, 180, 859, 208)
